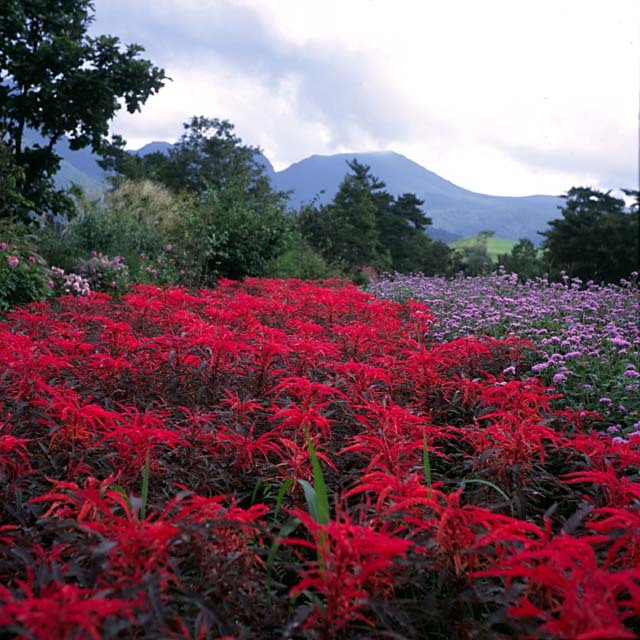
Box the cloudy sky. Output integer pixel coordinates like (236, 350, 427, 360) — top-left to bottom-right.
(91, 0, 638, 197)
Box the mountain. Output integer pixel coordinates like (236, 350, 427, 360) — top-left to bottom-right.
(135, 141, 173, 157)
(51, 139, 562, 242)
(272, 151, 562, 243)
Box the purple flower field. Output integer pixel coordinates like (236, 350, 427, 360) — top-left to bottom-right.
(369, 270, 640, 438)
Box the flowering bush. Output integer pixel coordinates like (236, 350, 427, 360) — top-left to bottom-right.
(73, 252, 130, 294)
(49, 266, 91, 297)
(1, 279, 639, 638)
(134, 245, 185, 285)
(0, 224, 52, 312)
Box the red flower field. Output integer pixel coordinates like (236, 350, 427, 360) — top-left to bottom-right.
(1, 278, 639, 639)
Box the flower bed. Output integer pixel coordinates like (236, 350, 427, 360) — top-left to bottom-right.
(1, 278, 639, 638)
(370, 271, 640, 437)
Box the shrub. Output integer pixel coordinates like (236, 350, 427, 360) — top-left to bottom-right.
(49, 266, 91, 297)
(264, 233, 337, 280)
(0, 221, 52, 312)
(134, 246, 185, 286)
(169, 189, 295, 284)
(73, 253, 130, 294)
(65, 180, 178, 269)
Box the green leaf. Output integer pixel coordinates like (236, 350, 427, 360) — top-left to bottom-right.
(304, 429, 329, 525)
(266, 516, 301, 600)
(140, 450, 150, 520)
(273, 477, 295, 522)
(423, 432, 432, 500)
(297, 479, 319, 523)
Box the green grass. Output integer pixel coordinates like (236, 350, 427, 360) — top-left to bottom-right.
(449, 235, 518, 261)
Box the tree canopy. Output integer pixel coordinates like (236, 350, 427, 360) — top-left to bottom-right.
(104, 115, 294, 282)
(0, 0, 166, 223)
(541, 187, 638, 282)
(103, 116, 282, 206)
(300, 159, 451, 275)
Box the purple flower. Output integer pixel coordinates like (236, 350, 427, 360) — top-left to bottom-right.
(609, 338, 629, 348)
(599, 397, 612, 405)
(552, 373, 567, 384)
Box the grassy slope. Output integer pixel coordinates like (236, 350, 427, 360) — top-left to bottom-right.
(449, 235, 518, 261)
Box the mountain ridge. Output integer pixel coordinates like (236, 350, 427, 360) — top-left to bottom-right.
(52, 139, 563, 243)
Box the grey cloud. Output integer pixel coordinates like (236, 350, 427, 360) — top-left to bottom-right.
(502, 142, 636, 192)
(91, 1, 433, 149)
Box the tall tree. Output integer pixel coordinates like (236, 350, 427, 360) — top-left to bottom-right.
(0, 0, 166, 223)
(300, 161, 387, 271)
(104, 116, 281, 207)
(497, 238, 544, 281)
(541, 187, 638, 282)
(104, 116, 294, 283)
(300, 159, 450, 274)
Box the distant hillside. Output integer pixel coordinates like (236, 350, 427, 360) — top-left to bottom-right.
(272, 152, 562, 243)
(50, 137, 562, 242)
(135, 141, 173, 157)
(450, 235, 518, 261)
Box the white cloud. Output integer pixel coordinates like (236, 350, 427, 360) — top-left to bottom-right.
(93, 0, 639, 196)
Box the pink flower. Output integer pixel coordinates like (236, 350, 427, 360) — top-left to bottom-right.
(0, 242, 8, 251)
(165, 244, 173, 251)
(7, 255, 19, 268)
(28, 256, 36, 263)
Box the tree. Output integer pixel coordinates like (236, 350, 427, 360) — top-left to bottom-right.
(497, 238, 544, 281)
(104, 116, 295, 283)
(541, 187, 639, 282)
(104, 117, 281, 205)
(300, 161, 386, 271)
(451, 230, 494, 276)
(0, 0, 166, 223)
(300, 159, 449, 275)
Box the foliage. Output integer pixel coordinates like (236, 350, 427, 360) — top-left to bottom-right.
(104, 117, 282, 205)
(300, 159, 452, 275)
(1, 279, 640, 639)
(0, 140, 32, 218)
(450, 229, 495, 275)
(73, 253, 130, 294)
(264, 231, 338, 280)
(135, 246, 184, 286)
(168, 189, 295, 284)
(451, 233, 518, 261)
(59, 180, 179, 271)
(497, 238, 546, 281)
(0, 0, 166, 223)
(0, 220, 52, 311)
(541, 187, 639, 283)
(104, 117, 294, 283)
